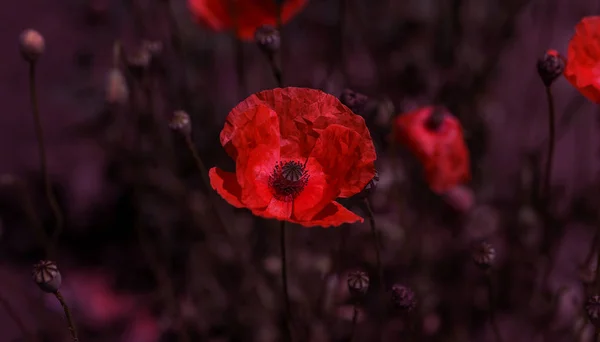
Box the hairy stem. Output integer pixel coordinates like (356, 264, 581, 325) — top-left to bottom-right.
(363, 198, 384, 290)
(485, 272, 503, 342)
(280, 220, 293, 341)
(28, 62, 64, 260)
(53, 290, 79, 341)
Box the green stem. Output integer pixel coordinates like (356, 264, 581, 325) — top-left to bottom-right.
(54, 290, 79, 341)
(28, 61, 64, 260)
(280, 220, 293, 341)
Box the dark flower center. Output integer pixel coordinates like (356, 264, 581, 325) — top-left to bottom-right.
(268, 160, 309, 202)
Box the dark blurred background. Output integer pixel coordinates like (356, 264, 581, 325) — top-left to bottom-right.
(1, 0, 600, 341)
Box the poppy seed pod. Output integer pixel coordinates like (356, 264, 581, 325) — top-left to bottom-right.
(169, 110, 192, 136)
(347, 270, 369, 298)
(537, 49, 565, 87)
(391, 284, 417, 312)
(472, 241, 496, 270)
(255, 25, 280, 54)
(339, 89, 368, 115)
(586, 295, 600, 329)
(19, 29, 45, 62)
(32, 260, 62, 293)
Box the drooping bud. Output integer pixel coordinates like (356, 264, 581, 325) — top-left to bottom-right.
(169, 110, 192, 136)
(32, 260, 62, 293)
(537, 49, 565, 87)
(19, 29, 45, 62)
(347, 270, 370, 298)
(254, 25, 280, 54)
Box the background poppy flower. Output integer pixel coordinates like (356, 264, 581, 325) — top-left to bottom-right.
(209, 87, 377, 227)
(564, 16, 600, 103)
(394, 106, 470, 194)
(188, 0, 308, 40)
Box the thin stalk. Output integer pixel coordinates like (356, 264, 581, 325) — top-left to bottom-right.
(349, 303, 359, 342)
(53, 290, 79, 341)
(541, 85, 555, 203)
(275, 2, 284, 87)
(280, 220, 293, 341)
(363, 198, 384, 290)
(229, 0, 246, 97)
(485, 272, 503, 342)
(28, 61, 64, 260)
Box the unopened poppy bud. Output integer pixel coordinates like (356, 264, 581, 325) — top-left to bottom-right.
(537, 49, 565, 87)
(105, 68, 129, 104)
(424, 107, 446, 131)
(586, 295, 600, 329)
(339, 89, 368, 115)
(255, 25, 280, 54)
(347, 270, 369, 298)
(32, 260, 61, 293)
(169, 110, 192, 136)
(19, 29, 45, 62)
(472, 241, 496, 270)
(391, 284, 417, 312)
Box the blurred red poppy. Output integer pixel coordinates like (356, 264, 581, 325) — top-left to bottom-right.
(209, 87, 377, 227)
(188, 0, 308, 40)
(394, 106, 470, 194)
(564, 16, 600, 103)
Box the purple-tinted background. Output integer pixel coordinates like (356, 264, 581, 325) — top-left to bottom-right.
(1, 0, 600, 341)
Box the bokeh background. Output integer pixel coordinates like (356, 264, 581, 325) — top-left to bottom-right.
(1, 0, 600, 341)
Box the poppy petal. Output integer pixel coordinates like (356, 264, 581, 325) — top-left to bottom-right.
(251, 198, 293, 221)
(564, 16, 600, 103)
(228, 103, 281, 163)
(208, 167, 244, 208)
(294, 202, 363, 228)
(291, 158, 339, 222)
(236, 144, 279, 210)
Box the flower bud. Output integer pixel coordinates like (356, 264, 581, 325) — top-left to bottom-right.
(347, 270, 369, 298)
(537, 49, 565, 87)
(391, 284, 417, 312)
(339, 89, 368, 115)
(32, 260, 61, 293)
(19, 29, 45, 62)
(472, 241, 496, 270)
(169, 110, 192, 136)
(254, 25, 280, 54)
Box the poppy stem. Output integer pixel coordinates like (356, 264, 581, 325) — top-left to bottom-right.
(349, 302, 359, 342)
(53, 290, 79, 341)
(541, 85, 555, 204)
(363, 198, 384, 291)
(274, 2, 284, 87)
(485, 271, 503, 342)
(27, 60, 64, 260)
(280, 220, 293, 341)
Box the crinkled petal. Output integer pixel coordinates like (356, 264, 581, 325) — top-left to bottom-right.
(564, 16, 600, 103)
(291, 158, 339, 221)
(251, 198, 293, 221)
(236, 145, 279, 209)
(209, 167, 244, 207)
(294, 202, 363, 228)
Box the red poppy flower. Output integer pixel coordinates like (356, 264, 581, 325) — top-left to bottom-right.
(209, 87, 377, 227)
(394, 106, 470, 194)
(564, 16, 600, 103)
(188, 0, 308, 40)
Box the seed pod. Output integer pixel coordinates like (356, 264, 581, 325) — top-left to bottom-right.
(537, 49, 565, 87)
(32, 260, 61, 293)
(255, 25, 280, 54)
(347, 270, 369, 298)
(472, 241, 496, 270)
(169, 110, 192, 137)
